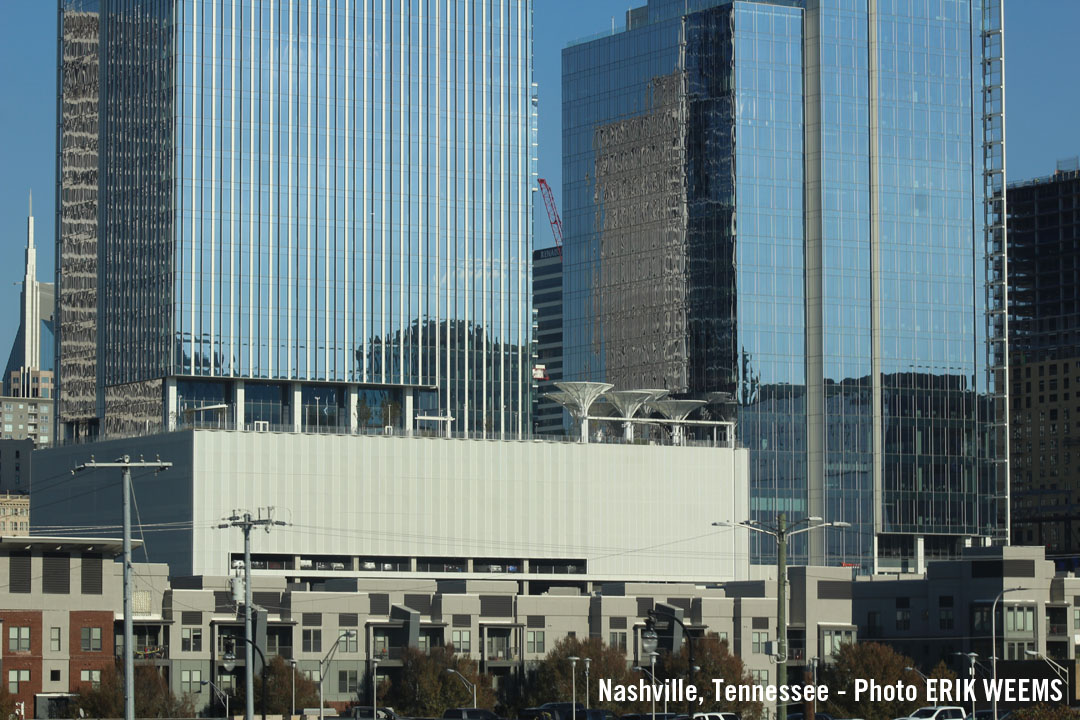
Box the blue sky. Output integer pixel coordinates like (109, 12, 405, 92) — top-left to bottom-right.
(0, 1, 1074, 357)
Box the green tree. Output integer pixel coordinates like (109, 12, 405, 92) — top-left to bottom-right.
(820, 643, 927, 720)
(1011, 703, 1080, 720)
(382, 645, 496, 717)
(357, 395, 373, 429)
(661, 634, 764, 720)
(233, 656, 323, 716)
(71, 662, 195, 719)
(521, 636, 637, 715)
(0, 685, 14, 720)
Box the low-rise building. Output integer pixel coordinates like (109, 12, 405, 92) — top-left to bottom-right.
(0, 492, 30, 533)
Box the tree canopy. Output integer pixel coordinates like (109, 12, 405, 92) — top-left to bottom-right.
(381, 644, 496, 718)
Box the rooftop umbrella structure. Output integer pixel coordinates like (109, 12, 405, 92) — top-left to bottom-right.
(554, 381, 614, 442)
(650, 399, 707, 446)
(602, 390, 655, 441)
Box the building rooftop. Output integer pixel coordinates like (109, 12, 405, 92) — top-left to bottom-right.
(0, 535, 137, 555)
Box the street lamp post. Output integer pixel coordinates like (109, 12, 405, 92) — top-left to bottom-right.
(955, 653, 978, 720)
(230, 638, 269, 720)
(444, 668, 477, 709)
(651, 652, 660, 720)
(201, 679, 230, 720)
(992, 586, 1026, 720)
(319, 631, 358, 720)
(713, 514, 850, 720)
(640, 623, 658, 720)
(1024, 650, 1068, 682)
(634, 663, 667, 716)
(648, 609, 695, 716)
(372, 657, 380, 720)
(288, 659, 297, 719)
(584, 658, 592, 710)
(568, 656, 580, 718)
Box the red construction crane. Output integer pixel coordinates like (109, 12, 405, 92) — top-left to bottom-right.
(537, 178, 563, 256)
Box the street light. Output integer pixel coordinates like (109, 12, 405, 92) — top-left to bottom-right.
(633, 662, 668, 716)
(231, 638, 269, 720)
(955, 652, 978, 720)
(904, 666, 929, 682)
(444, 668, 477, 709)
(648, 608, 695, 716)
(201, 679, 230, 720)
(991, 586, 1027, 720)
(583, 658, 592, 710)
(713, 514, 850, 720)
(1024, 650, 1068, 682)
(372, 657, 380, 720)
(568, 656, 580, 719)
(320, 631, 358, 720)
(288, 659, 298, 719)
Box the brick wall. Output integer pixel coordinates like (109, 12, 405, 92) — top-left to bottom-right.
(0, 610, 43, 710)
(69, 611, 115, 692)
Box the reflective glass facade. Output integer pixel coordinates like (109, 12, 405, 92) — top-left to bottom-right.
(563, 0, 1006, 569)
(57, 0, 535, 439)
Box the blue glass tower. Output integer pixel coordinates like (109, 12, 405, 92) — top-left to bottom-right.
(57, 0, 535, 441)
(562, 0, 1009, 570)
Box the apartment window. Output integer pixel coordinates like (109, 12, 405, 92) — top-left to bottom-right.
(302, 669, 322, 683)
(752, 631, 768, 654)
(527, 631, 545, 654)
(750, 669, 768, 686)
(338, 632, 358, 653)
(609, 631, 627, 651)
(80, 669, 101, 688)
(50, 670, 60, 682)
(868, 611, 882, 635)
(50, 627, 61, 652)
(1006, 606, 1035, 634)
(895, 608, 911, 631)
(180, 669, 202, 695)
(182, 627, 202, 652)
(8, 670, 29, 694)
(714, 631, 729, 645)
(8, 626, 30, 652)
(973, 606, 991, 632)
(302, 629, 322, 653)
(338, 670, 358, 694)
(81, 627, 102, 652)
(417, 635, 430, 653)
(823, 629, 854, 657)
(1073, 608, 1080, 630)
(451, 630, 471, 654)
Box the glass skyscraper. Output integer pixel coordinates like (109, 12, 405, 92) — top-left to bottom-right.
(562, 0, 1008, 570)
(57, 0, 535, 440)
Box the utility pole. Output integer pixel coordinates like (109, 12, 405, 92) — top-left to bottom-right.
(777, 512, 787, 720)
(74, 455, 172, 720)
(218, 509, 287, 720)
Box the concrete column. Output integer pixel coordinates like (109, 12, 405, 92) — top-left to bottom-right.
(348, 385, 359, 434)
(291, 383, 302, 433)
(165, 377, 178, 431)
(915, 535, 925, 574)
(234, 381, 245, 430)
(404, 389, 415, 436)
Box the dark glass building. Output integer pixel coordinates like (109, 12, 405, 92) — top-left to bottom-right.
(562, 0, 1009, 570)
(1008, 163, 1080, 556)
(531, 246, 565, 435)
(56, 0, 535, 441)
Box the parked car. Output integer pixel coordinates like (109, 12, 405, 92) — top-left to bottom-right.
(585, 710, 619, 720)
(442, 710, 501, 720)
(352, 707, 404, 720)
(899, 707, 967, 720)
(521, 704, 585, 720)
(788, 713, 834, 720)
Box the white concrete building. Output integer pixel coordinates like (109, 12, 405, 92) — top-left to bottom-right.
(32, 430, 751, 585)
